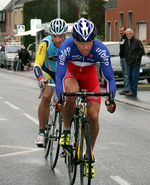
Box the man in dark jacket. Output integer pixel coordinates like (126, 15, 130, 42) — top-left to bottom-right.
(124, 28, 145, 96)
(119, 26, 130, 95)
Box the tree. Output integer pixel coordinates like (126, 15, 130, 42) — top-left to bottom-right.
(88, 0, 106, 40)
(23, 0, 79, 48)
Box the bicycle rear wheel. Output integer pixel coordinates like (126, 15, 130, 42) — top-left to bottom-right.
(79, 122, 92, 185)
(50, 111, 62, 169)
(68, 119, 78, 185)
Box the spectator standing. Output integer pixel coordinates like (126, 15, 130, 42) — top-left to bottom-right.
(124, 28, 145, 97)
(119, 26, 130, 95)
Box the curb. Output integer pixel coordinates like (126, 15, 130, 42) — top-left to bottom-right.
(138, 85, 150, 91)
(114, 96, 150, 111)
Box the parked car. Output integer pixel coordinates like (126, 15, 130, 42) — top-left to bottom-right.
(0, 40, 25, 69)
(97, 42, 150, 86)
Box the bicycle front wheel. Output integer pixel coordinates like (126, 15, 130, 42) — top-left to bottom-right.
(68, 119, 78, 185)
(50, 111, 62, 169)
(79, 122, 92, 185)
(44, 122, 51, 159)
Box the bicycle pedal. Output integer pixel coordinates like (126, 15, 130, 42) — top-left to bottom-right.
(37, 144, 45, 148)
(60, 151, 66, 158)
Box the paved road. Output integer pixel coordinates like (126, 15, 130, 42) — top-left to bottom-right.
(0, 69, 150, 185)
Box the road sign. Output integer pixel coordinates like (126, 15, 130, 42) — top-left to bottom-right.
(30, 19, 41, 30)
(30, 19, 41, 36)
(17, 25, 25, 33)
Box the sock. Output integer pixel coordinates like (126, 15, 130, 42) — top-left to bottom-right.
(63, 127, 70, 131)
(39, 129, 45, 134)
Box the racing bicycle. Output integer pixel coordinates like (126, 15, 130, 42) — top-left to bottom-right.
(39, 82, 62, 169)
(59, 90, 113, 185)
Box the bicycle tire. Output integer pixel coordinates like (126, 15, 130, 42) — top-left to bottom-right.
(50, 111, 62, 169)
(45, 88, 57, 160)
(79, 121, 92, 185)
(44, 122, 51, 159)
(68, 119, 78, 185)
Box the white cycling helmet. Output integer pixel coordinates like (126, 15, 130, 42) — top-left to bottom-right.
(72, 17, 97, 42)
(49, 18, 68, 35)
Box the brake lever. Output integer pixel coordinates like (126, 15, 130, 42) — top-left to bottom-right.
(109, 90, 113, 107)
(59, 91, 64, 108)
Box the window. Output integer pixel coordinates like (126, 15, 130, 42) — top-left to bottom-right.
(107, 21, 111, 41)
(9, 13, 11, 25)
(15, 10, 17, 26)
(119, 12, 124, 28)
(114, 21, 117, 41)
(21, 10, 23, 24)
(128, 11, 133, 29)
(136, 21, 147, 41)
(0, 11, 6, 22)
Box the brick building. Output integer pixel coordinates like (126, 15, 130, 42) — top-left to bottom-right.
(105, 0, 150, 42)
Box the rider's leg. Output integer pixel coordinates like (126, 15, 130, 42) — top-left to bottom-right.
(35, 86, 53, 146)
(62, 78, 79, 128)
(38, 86, 53, 130)
(59, 78, 79, 145)
(84, 101, 100, 178)
(87, 101, 100, 151)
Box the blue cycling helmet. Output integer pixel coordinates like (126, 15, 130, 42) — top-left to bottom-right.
(49, 18, 68, 35)
(72, 17, 97, 42)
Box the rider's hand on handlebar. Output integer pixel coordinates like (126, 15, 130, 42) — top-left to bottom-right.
(38, 79, 45, 88)
(105, 100, 116, 113)
(55, 100, 67, 112)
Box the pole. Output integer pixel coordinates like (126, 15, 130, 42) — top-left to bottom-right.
(57, 0, 60, 18)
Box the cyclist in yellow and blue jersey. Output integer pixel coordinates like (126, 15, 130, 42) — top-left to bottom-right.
(34, 18, 69, 147)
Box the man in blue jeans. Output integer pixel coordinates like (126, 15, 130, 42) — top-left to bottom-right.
(124, 28, 145, 97)
(119, 26, 130, 95)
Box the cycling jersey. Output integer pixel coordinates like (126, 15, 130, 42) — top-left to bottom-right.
(34, 35, 69, 82)
(56, 37, 116, 100)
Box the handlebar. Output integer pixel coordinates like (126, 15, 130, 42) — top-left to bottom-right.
(39, 81, 55, 99)
(59, 91, 113, 106)
(44, 81, 55, 87)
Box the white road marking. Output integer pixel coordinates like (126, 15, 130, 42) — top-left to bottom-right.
(3, 99, 38, 125)
(23, 113, 38, 125)
(110, 176, 131, 185)
(0, 118, 8, 121)
(4, 101, 20, 110)
(0, 145, 42, 157)
(0, 96, 2, 99)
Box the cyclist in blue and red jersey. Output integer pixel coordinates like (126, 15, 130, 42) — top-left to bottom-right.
(34, 18, 69, 147)
(56, 17, 116, 178)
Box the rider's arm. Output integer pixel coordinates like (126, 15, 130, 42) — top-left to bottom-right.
(34, 42, 47, 81)
(56, 48, 69, 100)
(97, 44, 116, 100)
(101, 61, 116, 100)
(101, 56, 116, 113)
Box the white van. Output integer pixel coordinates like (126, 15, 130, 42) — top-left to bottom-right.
(0, 40, 25, 68)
